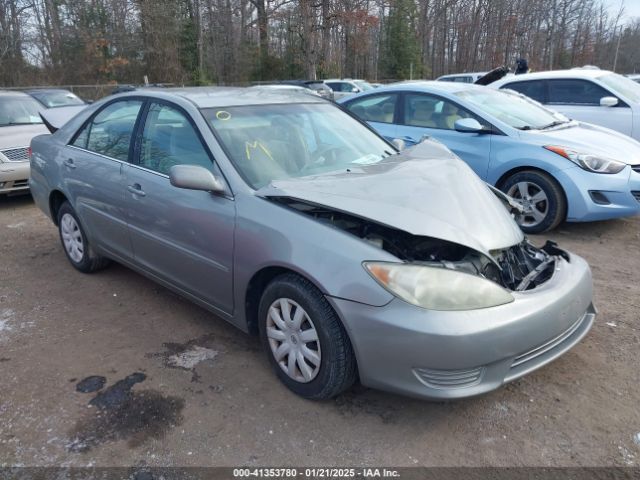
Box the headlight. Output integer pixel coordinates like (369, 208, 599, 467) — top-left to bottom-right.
(364, 262, 514, 311)
(545, 146, 626, 174)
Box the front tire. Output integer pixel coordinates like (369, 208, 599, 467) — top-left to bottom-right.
(258, 273, 357, 399)
(57, 202, 110, 273)
(501, 170, 566, 233)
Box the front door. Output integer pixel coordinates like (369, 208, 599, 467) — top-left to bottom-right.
(396, 93, 492, 179)
(546, 79, 633, 137)
(124, 101, 236, 314)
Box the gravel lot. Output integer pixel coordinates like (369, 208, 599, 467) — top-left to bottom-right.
(1, 194, 639, 468)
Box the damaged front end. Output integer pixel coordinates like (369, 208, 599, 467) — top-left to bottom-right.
(271, 197, 565, 294)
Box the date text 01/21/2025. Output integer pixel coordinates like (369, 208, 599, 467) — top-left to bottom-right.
(232, 468, 400, 478)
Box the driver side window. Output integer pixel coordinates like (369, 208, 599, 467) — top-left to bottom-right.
(139, 103, 213, 175)
(403, 94, 476, 130)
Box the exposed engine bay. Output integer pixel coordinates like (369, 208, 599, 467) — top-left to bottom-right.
(273, 197, 568, 292)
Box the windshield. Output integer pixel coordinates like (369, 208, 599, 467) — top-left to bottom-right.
(598, 73, 640, 103)
(204, 103, 394, 188)
(354, 80, 374, 91)
(30, 90, 85, 108)
(0, 97, 43, 127)
(456, 88, 568, 130)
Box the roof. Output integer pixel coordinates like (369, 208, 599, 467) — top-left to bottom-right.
(24, 88, 75, 94)
(0, 90, 32, 98)
(374, 80, 482, 94)
(437, 72, 486, 78)
(495, 69, 612, 84)
(121, 86, 327, 108)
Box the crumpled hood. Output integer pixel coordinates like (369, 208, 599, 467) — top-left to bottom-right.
(522, 121, 640, 165)
(0, 124, 50, 150)
(257, 141, 524, 257)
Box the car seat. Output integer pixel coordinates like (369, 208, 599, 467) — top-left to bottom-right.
(441, 102, 462, 129)
(409, 100, 437, 127)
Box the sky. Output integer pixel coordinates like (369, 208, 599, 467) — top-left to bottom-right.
(603, 0, 640, 22)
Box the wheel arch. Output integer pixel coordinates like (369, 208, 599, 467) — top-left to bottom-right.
(244, 266, 343, 338)
(495, 166, 568, 204)
(49, 190, 69, 226)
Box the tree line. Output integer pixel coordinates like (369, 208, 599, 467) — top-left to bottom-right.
(1, 0, 639, 88)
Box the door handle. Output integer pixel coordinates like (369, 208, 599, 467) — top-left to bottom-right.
(127, 183, 146, 197)
(63, 158, 76, 169)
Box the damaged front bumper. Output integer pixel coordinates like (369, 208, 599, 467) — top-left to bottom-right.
(327, 252, 595, 400)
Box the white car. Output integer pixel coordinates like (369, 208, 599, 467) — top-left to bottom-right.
(436, 72, 487, 84)
(492, 69, 640, 141)
(0, 91, 50, 194)
(628, 74, 640, 84)
(324, 79, 374, 100)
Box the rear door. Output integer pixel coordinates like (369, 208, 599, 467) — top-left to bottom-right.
(65, 99, 144, 260)
(342, 93, 399, 141)
(546, 79, 632, 136)
(123, 100, 235, 314)
(395, 92, 492, 179)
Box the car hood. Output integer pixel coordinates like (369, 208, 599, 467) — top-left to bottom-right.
(522, 121, 640, 165)
(257, 141, 524, 258)
(0, 124, 50, 149)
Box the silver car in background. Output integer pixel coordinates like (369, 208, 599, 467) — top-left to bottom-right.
(30, 88, 595, 400)
(0, 91, 50, 194)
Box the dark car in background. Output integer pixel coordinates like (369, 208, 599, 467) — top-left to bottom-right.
(25, 89, 86, 109)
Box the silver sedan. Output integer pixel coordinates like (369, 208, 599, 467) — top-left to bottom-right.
(29, 88, 595, 400)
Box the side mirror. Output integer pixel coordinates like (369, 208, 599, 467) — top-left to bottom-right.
(169, 164, 226, 193)
(600, 96, 619, 107)
(391, 138, 406, 151)
(454, 118, 485, 133)
(351, 87, 359, 93)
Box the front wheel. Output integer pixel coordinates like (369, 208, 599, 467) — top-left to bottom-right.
(57, 202, 110, 273)
(258, 273, 357, 399)
(501, 170, 566, 233)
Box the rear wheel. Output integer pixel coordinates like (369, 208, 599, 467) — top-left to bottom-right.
(501, 170, 566, 233)
(57, 202, 110, 273)
(258, 273, 357, 399)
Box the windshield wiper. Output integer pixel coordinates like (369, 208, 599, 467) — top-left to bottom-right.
(540, 120, 567, 130)
(1, 121, 42, 127)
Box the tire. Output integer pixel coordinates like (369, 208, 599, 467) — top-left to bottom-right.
(57, 202, 110, 273)
(258, 273, 357, 400)
(501, 170, 566, 234)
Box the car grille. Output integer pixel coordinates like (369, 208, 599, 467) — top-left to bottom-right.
(632, 191, 640, 202)
(413, 366, 484, 389)
(1, 147, 29, 162)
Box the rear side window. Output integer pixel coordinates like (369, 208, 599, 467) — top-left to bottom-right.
(72, 100, 143, 161)
(138, 102, 212, 175)
(345, 94, 398, 124)
(327, 82, 355, 93)
(503, 81, 546, 103)
(547, 79, 611, 106)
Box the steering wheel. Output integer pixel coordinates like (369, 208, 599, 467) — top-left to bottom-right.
(311, 145, 342, 164)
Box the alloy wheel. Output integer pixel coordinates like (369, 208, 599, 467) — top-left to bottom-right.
(507, 181, 549, 228)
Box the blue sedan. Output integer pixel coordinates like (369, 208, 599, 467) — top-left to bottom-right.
(340, 82, 640, 232)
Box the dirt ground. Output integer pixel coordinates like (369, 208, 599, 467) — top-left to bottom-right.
(1, 194, 639, 468)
